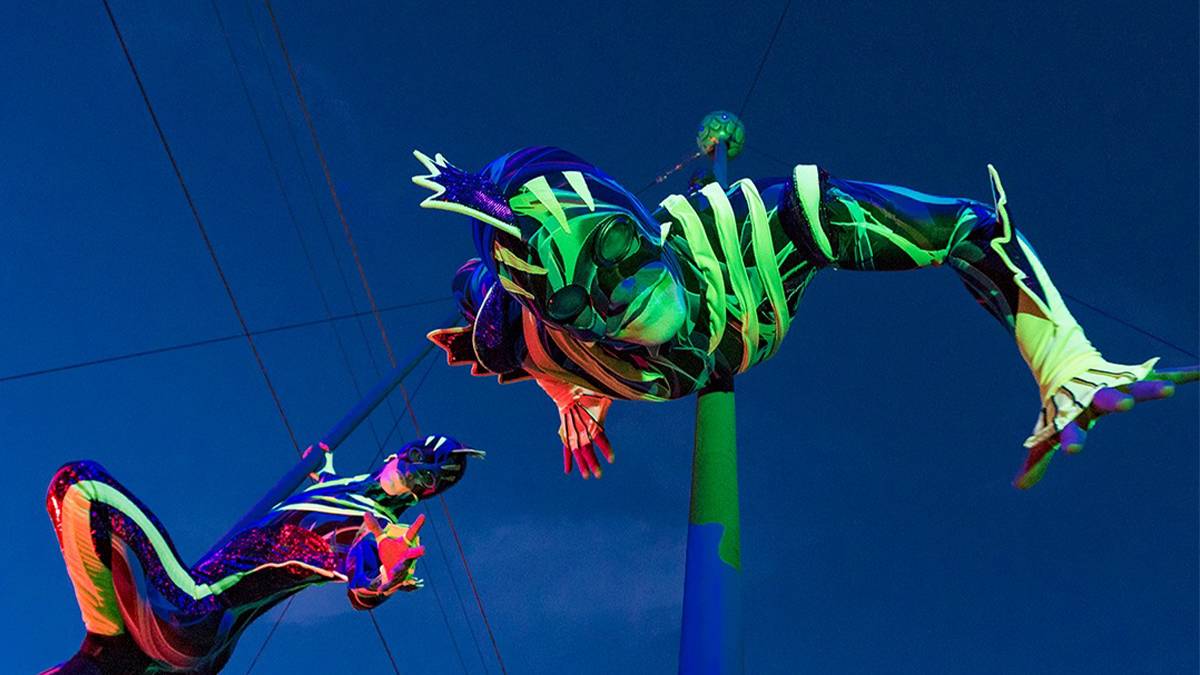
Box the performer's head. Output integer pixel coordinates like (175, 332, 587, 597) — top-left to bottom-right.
(413, 147, 688, 347)
(377, 435, 483, 499)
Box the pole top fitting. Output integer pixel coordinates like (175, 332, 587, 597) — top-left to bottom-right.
(696, 111, 745, 160)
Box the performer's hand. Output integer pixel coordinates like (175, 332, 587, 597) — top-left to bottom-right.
(558, 392, 614, 479)
(357, 513, 427, 593)
(1016, 366, 1198, 488)
(379, 513, 426, 593)
(535, 376, 615, 479)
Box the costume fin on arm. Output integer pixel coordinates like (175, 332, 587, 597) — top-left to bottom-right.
(783, 163, 1187, 488)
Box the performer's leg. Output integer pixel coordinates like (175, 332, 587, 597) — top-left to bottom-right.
(45, 461, 224, 671)
(787, 166, 1189, 486)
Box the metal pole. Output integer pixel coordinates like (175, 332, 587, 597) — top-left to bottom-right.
(680, 117, 743, 674)
(205, 311, 457, 557)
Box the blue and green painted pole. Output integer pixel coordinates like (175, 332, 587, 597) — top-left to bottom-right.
(679, 111, 746, 675)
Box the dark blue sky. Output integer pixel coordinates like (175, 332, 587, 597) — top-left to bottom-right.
(3, 1, 1196, 673)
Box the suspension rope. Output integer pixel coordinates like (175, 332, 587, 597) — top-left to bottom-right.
(0, 297, 447, 385)
(240, 0, 415, 479)
(238, 0, 481, 668)
(635, 149, 705, 197)
(262, 4, 508, 672)
(1061, 292, 1197, 359)
(208, 2, 448, 672)
(738, 0, 793, 118)
(101, 0, 301, 455)
(245, 353, 438, 674)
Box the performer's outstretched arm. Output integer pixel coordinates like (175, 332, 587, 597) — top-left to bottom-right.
(780, 165, 1186, 486)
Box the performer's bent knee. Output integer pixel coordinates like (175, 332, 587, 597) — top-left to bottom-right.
(46, 460, 113, 519)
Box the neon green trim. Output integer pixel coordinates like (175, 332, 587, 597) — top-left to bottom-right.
(700, 183, 758, 371)
(495, 244, 548, 275)
(74, 481, 213, 600)
(690, 389, 741, 569)
(986, 164, 1054, 318)
(277, 502, 369, 518)
(411, 150, 524, 239)
(499, 275, 535, 299)
(735, 179, 791, 358)
(522, 176, 571, 234)
(661, 194, 727, 352)
(793, 164, 832, 261)
(563, 171, 595, 211)
(302, 473, 370, 490)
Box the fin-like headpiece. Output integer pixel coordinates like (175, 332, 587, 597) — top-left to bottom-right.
(411, 150, 522, 239)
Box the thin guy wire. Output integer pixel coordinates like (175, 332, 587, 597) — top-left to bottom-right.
(261, 3, 507, 672)
(238, 0, 478, 669)
(0, 297, 448, 384)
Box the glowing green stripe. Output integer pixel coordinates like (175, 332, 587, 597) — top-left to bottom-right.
(563, 171, 595, 211)
(834, 198, 936, 267)
(523, 176, 571, 234)
(74, 480, 214, 600)
(793, 164, 833, 261)
(736, 179, 790, 357)
(302, 473, 370, 490)
(700, 182, 758, 371)
(661, 194, 726, 352)
(348, 494, 397, 522)
(276, 502, 366, 518)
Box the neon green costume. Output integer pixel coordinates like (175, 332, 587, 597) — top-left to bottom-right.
(416, 147, 1194, 488)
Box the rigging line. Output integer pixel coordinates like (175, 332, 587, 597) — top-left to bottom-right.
(210, 0, 370, 421)
(0, 297, 450, 385)
(262, 0, 397, 368)
(361, 340, 489, 675)
(243, 597, 290, 674)
(240, 0, 391, 398)
(368, 609, 403, 674)
(101, 0, 301, 454)
(635, 150, 705, 197)
(737, 0, 793, 118)
(1061, 292, 1198, 359)
(211, 3, 425, 671)
(242, 0, 415, 478)
(744, 141, 1199, 359)
(242, 1, 478, 670)
(245, 354, 438, 675)
(262, 4, 508, 674)
(741, 143, 793, 172)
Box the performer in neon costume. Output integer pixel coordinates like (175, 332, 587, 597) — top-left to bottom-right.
(416, 147, 1195, 487)
(43, 435, 482, 674)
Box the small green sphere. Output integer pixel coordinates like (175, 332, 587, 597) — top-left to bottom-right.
(695, 110, 746, 159)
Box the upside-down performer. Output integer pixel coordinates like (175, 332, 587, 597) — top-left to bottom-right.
(43, 435, 482, 674)
(415, 147, 1195, 487)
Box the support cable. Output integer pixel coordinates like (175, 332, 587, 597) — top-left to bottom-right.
(208, 1, 458, 671)
(239, 0, 484, 669)
(737, 0, 793, 118)
(0, 298, 447, 385)
(101, 0, 301, 454)
(262, 4, 508, 671)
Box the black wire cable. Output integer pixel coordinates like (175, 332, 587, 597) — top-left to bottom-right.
(101, 0, 302, 454)
(209, 2, 433, 672)
(238, 0, 479, 670)
(244, 350, 439, 674)
(738, 0, 793, 118)
(260, 3, 505, 673)
(1060, 292, 1198, 359)
(0, 297, 448, 384)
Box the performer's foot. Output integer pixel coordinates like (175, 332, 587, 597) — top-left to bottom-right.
(1015, 365, 1198, 489)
